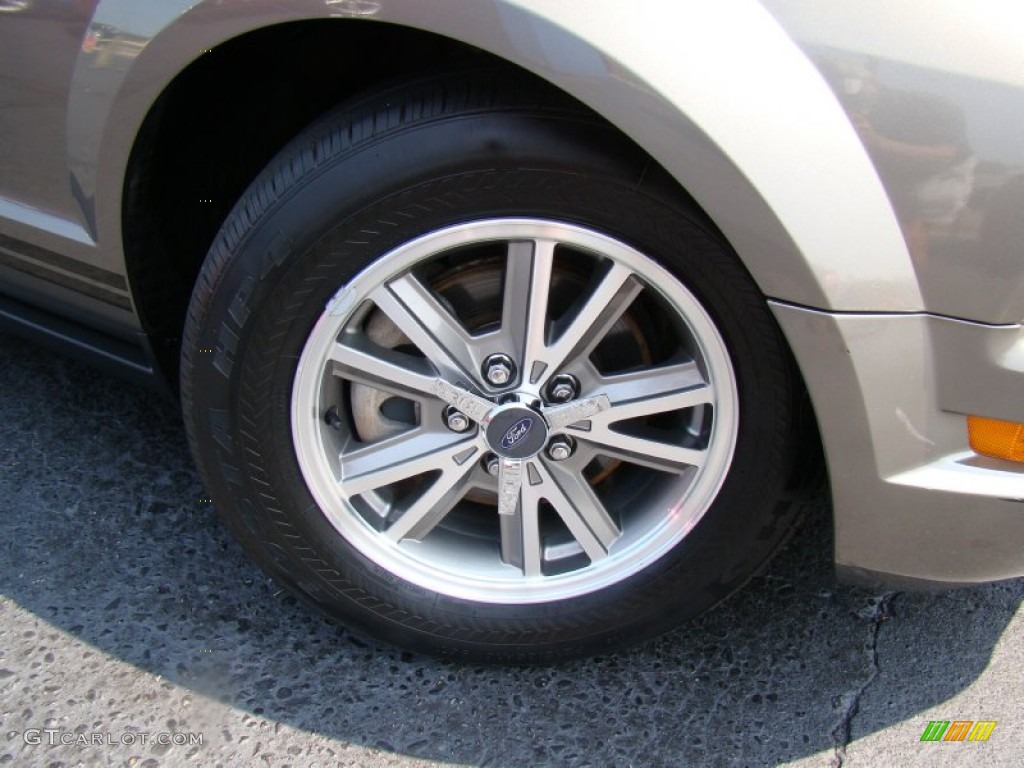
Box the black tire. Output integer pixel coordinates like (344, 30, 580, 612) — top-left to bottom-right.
(181, 70, 805, 662)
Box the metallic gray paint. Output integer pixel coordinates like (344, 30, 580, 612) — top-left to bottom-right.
(764, 0, 1024, 325)
(61, 0, 915, 313)
(0, 0, 96, 223)
(5, 0, 925, 315)
(773, 301, 1024, 584)
(933, 320, 1024, 425)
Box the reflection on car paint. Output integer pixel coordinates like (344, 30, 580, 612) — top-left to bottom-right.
(814, 49, 1024, 323)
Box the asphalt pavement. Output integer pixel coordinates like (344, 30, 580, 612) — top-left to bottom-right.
(0, 330, 1021, 767)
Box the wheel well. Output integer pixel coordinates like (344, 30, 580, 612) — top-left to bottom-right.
(120, 17, 821, 479)
(123, 16, 827, 509)
(122, 20, 517, 385)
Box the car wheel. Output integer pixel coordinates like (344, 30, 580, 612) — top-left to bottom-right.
(182, 71, 805, 662)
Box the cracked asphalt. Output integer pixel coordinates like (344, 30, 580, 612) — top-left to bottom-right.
(1, 329, 1022, 767)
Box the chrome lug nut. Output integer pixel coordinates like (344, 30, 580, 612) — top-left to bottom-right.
(482, 353, 515, 387)
(444, 406, 471, 432)
(550, 383, 575, 402)
(484, 454, 500, 476)
(547, 436, 575, 461)
(487, 363, 511, 385)
(546, 374, 579, 403)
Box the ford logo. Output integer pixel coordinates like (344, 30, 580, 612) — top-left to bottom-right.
(501, 418, 534, 450)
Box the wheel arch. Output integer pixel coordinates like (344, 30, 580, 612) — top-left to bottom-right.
(70, 1, 920, 377)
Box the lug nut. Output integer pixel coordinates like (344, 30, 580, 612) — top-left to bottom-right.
(487, 363, 511, 385)
(550, 383, 574, 402)
(547, 436, 575, 462)
(484, 454, 500, 476)
(483, 354, 515, 387)
(546, 374, 579, 403)
(444, 407, 471, 432)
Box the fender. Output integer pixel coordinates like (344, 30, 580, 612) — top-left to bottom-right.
(67, 0, 920, 311)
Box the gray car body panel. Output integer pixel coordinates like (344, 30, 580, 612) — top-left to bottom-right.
(4, 0, 919, 314)
(763, 0, 1024, 326)
(1, 0, 1022, 585)
(773, 303, 1024, 585)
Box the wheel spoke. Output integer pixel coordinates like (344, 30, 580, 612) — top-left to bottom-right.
(497, 458, 524, 518)
(568, 361, 712, 473)
(496, 457, 544, 575)
(370, 277, 476, 381)
(384, 453, 479, 542)
(578, 424, 706, 474)
(430, 379, 493, 424)
(592, 361, 712, 422)
(329, 338, 494, 423)
(340, 429, 474, 495)
(534, 461, 620, 562)
(544, 394, 611, 431)
(503, 239, 556, 381)
(500, 461, 546, 576)
(328, 337, 439, 400)
(500, 473, 543, 576)
(539, 262, 642, 384)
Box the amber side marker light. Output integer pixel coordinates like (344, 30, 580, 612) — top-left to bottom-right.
(968, 416, 1024, 463)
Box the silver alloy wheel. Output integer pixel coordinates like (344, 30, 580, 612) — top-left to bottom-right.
(291, 219, 738, 603)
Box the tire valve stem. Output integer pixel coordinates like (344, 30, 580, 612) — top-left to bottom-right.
(324, 406, 344, 430)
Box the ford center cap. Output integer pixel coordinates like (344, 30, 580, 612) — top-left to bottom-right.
(484, 402, 550, 460)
